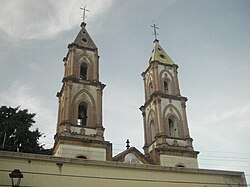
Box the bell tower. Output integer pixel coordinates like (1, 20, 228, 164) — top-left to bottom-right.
(140, 33, 199, 168)
(53, 21, 112, 161)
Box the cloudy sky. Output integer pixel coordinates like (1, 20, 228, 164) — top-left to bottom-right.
(0, 0, 249, 183)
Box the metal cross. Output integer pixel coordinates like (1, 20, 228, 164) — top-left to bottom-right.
(126, 139, 130, 149)
(150, 23, 159, 40)
(80, 6, 89, 22)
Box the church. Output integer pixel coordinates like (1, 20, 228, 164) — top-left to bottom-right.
(0, 18, 247, 187)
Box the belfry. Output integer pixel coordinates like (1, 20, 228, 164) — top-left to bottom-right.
(140, 25, 199, 168)
(53, 21, 112, 161)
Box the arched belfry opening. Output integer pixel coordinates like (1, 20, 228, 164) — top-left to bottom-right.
(168, 117, 178, 138)
(78, 102, 88, 126)
(160, 71, 173, 95)
(163, 81, 169, 94)
(80, 63, 88, 80)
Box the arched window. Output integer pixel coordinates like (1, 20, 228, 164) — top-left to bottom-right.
(80, 63, 87, 80)
(176, 164, 185, 168)
(164, 81, 169, 94)
(76, 155, 87, 159)
(78, 102, 87, 126)
(168, 117, 178, 138)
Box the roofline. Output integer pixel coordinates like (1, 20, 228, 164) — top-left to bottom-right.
(0, 151, 246, 177)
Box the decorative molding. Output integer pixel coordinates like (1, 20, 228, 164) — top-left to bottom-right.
(68, 43, 98, 52)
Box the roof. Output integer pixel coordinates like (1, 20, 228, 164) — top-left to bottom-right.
(72, 22, 97, 50)
(149, 39, 175, 65)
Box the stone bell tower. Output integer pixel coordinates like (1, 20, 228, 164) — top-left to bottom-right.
(53, 21, 112, 161)
(140, 28, 199, 168)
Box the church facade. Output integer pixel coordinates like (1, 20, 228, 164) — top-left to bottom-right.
(52, 20, 199, 169)
(0, 20, 247, 187)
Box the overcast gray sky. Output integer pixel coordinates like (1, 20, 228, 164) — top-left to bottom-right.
(0, 0, 249, 183)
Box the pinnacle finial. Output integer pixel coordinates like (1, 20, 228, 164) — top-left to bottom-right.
(80, 5, 89, 23)
(150, 22, 159, 41)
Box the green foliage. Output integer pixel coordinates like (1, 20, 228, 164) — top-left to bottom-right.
(0, 106, 51, 154)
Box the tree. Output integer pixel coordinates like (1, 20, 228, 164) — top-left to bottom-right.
(0, 106, 51, 154)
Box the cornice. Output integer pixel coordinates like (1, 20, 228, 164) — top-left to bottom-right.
(142, 61, 178, 75)
(54, 134, 111, 147)
(143, 91, 187, 108)
(0, 151, 245, 178)
(62, 76, 105, 89)
(68, 43, 98, 53)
